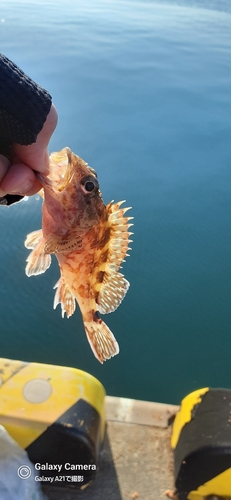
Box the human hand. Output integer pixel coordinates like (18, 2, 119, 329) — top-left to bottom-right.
(0, 104, 58, 197)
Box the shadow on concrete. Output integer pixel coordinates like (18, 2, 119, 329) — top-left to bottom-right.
(42, 426, 123, 500)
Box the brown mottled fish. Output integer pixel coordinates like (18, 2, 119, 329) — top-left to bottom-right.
(25, 147, 133, 363)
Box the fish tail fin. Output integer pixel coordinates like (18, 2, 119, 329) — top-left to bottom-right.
(84, 313, 119, 363)
(25, 235, 51, 277)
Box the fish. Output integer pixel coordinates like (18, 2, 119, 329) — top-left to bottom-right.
(24, 147, 133, 363)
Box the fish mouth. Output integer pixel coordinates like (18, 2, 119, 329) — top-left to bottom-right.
(36, 148, 74, 193)
(56, 147, 74, 191)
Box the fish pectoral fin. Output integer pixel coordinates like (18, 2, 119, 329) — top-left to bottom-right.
(24, 229, 43, 249)
(97, 272, 130, 314)
(25, 239, 51, 276)
(84, 316, 119, 363)
(53, 278, 76, 318)
(44, 232, 82, 254)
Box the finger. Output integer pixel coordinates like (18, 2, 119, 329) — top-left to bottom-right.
(0, 163, 42, 197)
(12, 104, 58, 174)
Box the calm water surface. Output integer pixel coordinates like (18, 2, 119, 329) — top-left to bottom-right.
(0, 0, 231, 404)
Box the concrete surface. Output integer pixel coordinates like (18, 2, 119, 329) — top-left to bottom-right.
(42, 396, 179, 500)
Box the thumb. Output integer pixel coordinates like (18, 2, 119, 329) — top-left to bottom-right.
(13, 104, 58, 173)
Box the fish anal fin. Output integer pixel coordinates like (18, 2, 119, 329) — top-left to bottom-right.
(25, 239, 51, 277)
(97, 272, 130, 314)
(44, 231, 82, 254)
(53, 278, 76, 318)
(24, 229, 43, 249)
(84, 316, 119, 363)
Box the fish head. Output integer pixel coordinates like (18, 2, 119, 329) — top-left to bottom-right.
(39, 147, 106, 230)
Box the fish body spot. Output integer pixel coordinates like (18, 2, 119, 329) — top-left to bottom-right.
(92, 311, 101, 322)
(77, 284, 86, 297)
(98, 227, 111, 250)
(96, 270, 104, 283)
(98, 250, 108, 265)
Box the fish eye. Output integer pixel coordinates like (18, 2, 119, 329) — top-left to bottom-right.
(80, 175, 99, 196)
(85, 181, 95, 192)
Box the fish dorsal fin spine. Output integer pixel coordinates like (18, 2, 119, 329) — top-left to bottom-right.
(106, 200, 133, 270)
(96, 201, 133, 314)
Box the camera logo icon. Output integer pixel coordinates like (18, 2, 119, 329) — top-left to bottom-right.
(17, 465, 32, 479)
